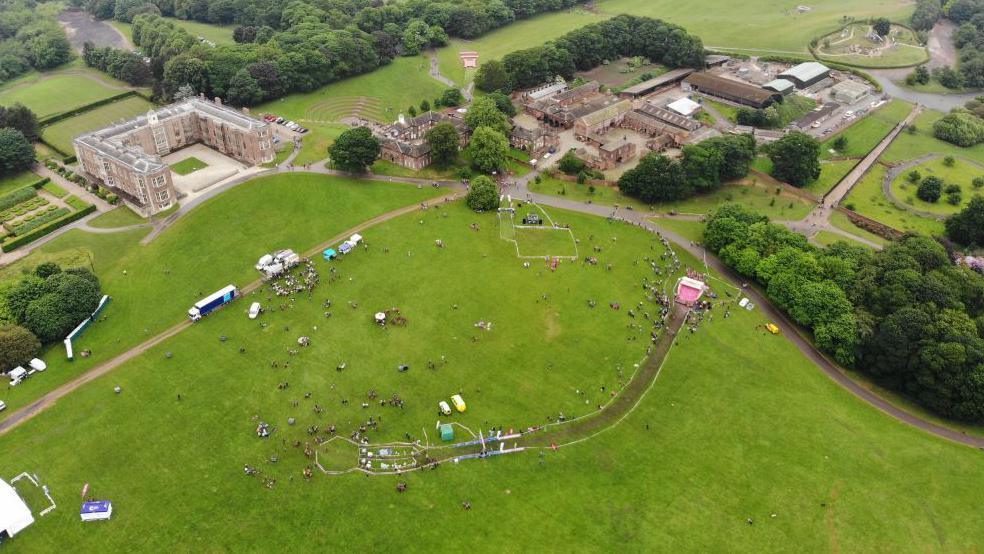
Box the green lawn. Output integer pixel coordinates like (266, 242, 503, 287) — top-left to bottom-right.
(371, 159, 458, 181)
(110, 17, 234, 46)
(813, 230, 871, 248)
(436, 0, 913, 84)
(702, 98, 739, 122)
(0, 171, 40, 197)
(88, 206, 147, 229)
(842, 164, 943, 236)
(882, 109, 984, 166)
(529, 175, 815, 220)
(261, 145, 294, 168)
(0, 73, 128, 120)
(41, 96, 155, 155)
(256, 56, 445, 165)
(0, 173, 442, 420)
(890, 156, 984, 216)
(41, 181, 67, 198)
(170, 156, 209, 176)
(828, 210, 890, 247)
(513, 226, 578, 257)
(820, 99, 913, 160)
(805, 159, 856, 196)
(3, 199, 984, 550)
(651, 217, 705, 243)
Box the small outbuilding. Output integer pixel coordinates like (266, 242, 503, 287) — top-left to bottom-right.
(763, 79, 795, 96)
(0, 479, 34, 538)
(830, 80, 869, 104)
(666, 97, 701, 117)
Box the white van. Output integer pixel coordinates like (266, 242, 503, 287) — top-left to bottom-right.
(28, 358, 46, 372)
(9, 366, 28, 386)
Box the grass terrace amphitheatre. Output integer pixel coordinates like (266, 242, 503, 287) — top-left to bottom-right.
(4, 0, 984, 551)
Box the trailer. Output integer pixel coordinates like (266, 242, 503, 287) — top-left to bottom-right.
(188, 285, 238, 321)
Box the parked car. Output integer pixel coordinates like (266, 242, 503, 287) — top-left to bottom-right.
(284, 121, 295, 128)
(450, 394, 466, 413)
(249, 302, 261, 319)
(0, 400, 6, 412)
(438, 401, 452, 416)
(297, 127, 308, 134)
(275, 117, 285, 124)
(28, 358, 46, 372)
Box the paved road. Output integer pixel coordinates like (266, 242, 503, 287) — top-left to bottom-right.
(506, 167, 984, 449)
(782, 103, 921, 247)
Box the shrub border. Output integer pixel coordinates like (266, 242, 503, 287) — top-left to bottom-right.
(1, 204, 96, 252)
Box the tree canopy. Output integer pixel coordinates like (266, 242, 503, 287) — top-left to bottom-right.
(0, 128, 34, 176)
(425, 121, 460, 167)
(466, 175, 498, 211)
(767, 131, 821, 187)
(468, 126, 508, 174)
(329, 127, 380, 172)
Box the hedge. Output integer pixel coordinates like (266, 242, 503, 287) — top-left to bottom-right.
(0, 187, 38, 211)
(12, 207, 70, 235)
(1, 204, 97, 252)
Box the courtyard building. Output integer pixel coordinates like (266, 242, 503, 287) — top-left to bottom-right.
(74, 96, 274, 216)
(378, 111, 469, 170)
(683, 73, 782, 109)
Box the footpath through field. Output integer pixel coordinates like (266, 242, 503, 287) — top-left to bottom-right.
(0, 189, 462, 437)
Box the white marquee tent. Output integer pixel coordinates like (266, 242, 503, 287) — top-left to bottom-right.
(0, 479, 34, 539)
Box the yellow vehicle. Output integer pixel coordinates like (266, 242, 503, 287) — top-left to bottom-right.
(766, 323, 780, 335)
(450, 394, 466, 413)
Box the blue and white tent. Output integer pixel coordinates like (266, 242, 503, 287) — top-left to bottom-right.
(80, 500, 113, 522)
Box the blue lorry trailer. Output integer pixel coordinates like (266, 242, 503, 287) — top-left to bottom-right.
(188, 285, 238, 321)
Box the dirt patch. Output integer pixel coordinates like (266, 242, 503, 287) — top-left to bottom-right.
(544, 310, 561, 341)
(58, 9, 131, 52)
(576, 58, 663, 88)
(825, 481, 841, 554)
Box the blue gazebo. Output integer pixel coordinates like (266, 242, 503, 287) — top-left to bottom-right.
(323, 248, 337, 261)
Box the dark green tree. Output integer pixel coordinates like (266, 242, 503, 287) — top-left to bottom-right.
(917, 176, 943, 202)
(0, 128, 34, 176)
(767, 131, 821, 187)
(486, 91, 517, 117)
(0, 103, 39, 142)
(474, 59, 511, 92)
(466, 175, 498, 211)
(0, 324, 40, 372)
(329, 127, 380, 172)
(945, 195, 984, 246)
(468, 126, 508, 174)
(425, 121, 460, 166)
(618, 153, 690, 203)
(440, 88, 463, 107)
(873, 18, 891, 37)
(464, 96, 510, 134)
(557, 150, 586, 175)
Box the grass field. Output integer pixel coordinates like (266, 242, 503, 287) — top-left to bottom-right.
(512, 226, 578, 257)
(842, 163, 943, 236)
(0, 171, 40, 197)
(0, 73, 127, 120)
(3, 196, 984, 550)
(813, 229, 871, 248)
(0, 174, 443, 420)
(170, 156, 209, 175)
(41, 96, 155, 154)
(829, 211, 890, 247)
(256, 56, 445, 165)
(805, 159, 856, 196)
(882, 109, 984, 165)
(88, 206, 146, 229)
(528, 175, 815, 220)
(820, 99, 913, 160)
(436, 0, 914, 84)
(110, 17, 234, 46)
(890, 156, 984, 216)
(652, 217, 706, 243)
(815, 23, 928, 68)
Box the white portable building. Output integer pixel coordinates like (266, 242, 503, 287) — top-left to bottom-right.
(0, 479, 34, 538)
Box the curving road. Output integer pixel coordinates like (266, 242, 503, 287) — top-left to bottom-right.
(505, 167, 984, 449)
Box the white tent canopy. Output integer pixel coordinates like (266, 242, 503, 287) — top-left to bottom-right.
(667, 97, 701, 117)
(0, 479, 34, 538)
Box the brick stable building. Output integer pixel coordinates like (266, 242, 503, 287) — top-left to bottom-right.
(378, 111, 469, 170)
(74, 97, 274, 216)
